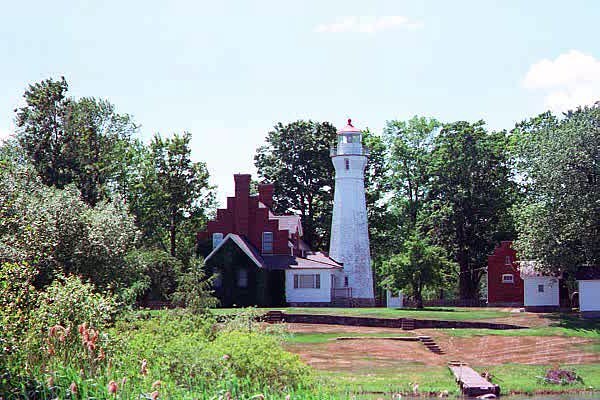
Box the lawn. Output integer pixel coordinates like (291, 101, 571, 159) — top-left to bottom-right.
(284, 331, 415, 344)
(213, 306, 513, 321)
(443, 313, 600, 338)
(320, 363, 600, 396)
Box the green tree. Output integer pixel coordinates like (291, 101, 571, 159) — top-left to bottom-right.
(15, 77, 137, 206)
(141, 132, 214, 259)
(511, 105, 600, 273)
(425, 121, 516, 300)
(380, 232, 454, 308)
(171, 258, 219, 312)
(384, 116, 440, 231)
(254, 120, 337, 249)
(0, 168, 145, 299)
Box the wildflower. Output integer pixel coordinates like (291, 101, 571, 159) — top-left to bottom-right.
(47, 344, 55, 356)
(69, 382, 78, 394)
(121, 377, 127, 387)
(97, 349, 106, 361)
(141, 359, 148, 376)
(222, 354, 230, 361)
(46, 376, 54, 388)
(285, 395, 290, 400)
(78, 323, 87, 335)
(150, 390, 159, 400)
(224, 391, 232, 400)
(412, 383, 419, 395)
(152, 380, 162, 390)
(48, 324, 65, 338)
(108, 380, 118, 394)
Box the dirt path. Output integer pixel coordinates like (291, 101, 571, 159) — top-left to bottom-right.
(283, 323, 600, 370)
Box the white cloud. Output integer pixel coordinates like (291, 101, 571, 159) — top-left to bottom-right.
(315, 16, 423, 34)
(522, 50, 600, 112)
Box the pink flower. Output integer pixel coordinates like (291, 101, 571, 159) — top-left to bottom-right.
(69, 382, 78, 394)
(108, 380, 118, 394)
(150, 390, 159, 400)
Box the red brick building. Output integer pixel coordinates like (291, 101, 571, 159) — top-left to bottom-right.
(487, 241, 524, 306)
(197, 174, 341, 307)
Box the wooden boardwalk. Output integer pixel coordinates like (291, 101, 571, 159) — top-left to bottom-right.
(448, 362, 500, 397)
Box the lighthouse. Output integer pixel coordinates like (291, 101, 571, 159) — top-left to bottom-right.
(329, 119, 375, 306)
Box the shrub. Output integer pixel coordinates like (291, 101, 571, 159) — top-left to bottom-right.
(544, 366, 584, 385)
(171, 258, 218, 313)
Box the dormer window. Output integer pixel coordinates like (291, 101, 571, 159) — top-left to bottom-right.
(262, 232, 273, 254)
(212, 233, 223, 249)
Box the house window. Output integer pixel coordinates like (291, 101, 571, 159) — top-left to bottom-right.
(538, 284, 544, 293)
(293, 274, 320, 289)
(502, 274, 514, 284)
(344, 276, 349, 287)
(212, 233, 223, 249)
(505, 256, 512, 265)
(345, 158, 350, 170)
(262, 232, 273, 253)
(237, 269, 248, 288)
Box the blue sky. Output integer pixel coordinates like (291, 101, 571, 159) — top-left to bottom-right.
(1, 1, 599, 204)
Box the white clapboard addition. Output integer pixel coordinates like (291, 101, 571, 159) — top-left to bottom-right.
(329, 119, 375, 306)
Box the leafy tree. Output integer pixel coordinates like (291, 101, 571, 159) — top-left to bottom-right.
(384, 116, 440, 231)
(380, 232, 454, 308)
(254, 120, 337, 249)
(15, 77, 137, 206)
(425, 121, 516, 300)
(362, 129, 396, 258)
(511, 105, 600, 273)
(0, 169, 145, 300)
(134, 132, 214, 259)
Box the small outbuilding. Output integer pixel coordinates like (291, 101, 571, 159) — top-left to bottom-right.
(575, 266, 600, 318)
(487, 241, 523, 307)
(519, 261, 561, 312)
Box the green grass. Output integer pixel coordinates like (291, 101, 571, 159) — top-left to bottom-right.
(445, 326, 600, 338)
(212, 306, 512, 321)
(483, 363, 600, 394)
(320, 364, 459, 396)
(284, 332, 415, 344)
(445, 315, 600, 338)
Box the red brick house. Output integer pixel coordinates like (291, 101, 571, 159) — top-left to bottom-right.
(487, 241, 524, 306)
(197, 174, 342, 307)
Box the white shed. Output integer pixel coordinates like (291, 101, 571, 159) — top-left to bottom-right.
(386, 290, 404, 308)
(519, 261, 561, 312)
(576, 267, 600, 318)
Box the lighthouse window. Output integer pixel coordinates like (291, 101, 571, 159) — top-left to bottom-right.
(345, 158, 350, 170)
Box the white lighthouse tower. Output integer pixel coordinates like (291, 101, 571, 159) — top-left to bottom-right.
(329, 119, 375, 306)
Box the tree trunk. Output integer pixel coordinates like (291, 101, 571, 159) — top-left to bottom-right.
(170, 208, 176, 257)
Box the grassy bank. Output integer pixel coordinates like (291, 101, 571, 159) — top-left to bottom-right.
(321, 363, 600, 397)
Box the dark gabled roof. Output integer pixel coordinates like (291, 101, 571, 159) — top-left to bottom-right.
(205, 233, 266, 268)
(575, 266, 600, 280)
(205, 234, 342, 271)
(263, 253, 342, 270)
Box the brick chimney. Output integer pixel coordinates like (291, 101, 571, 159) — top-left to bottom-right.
(233, 174, 251, 236)
(258, 183, 274, 209)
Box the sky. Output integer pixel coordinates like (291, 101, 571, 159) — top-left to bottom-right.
(1, 0, 599, 205)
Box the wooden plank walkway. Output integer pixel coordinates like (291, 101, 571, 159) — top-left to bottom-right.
(448, 362, 500, 397)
